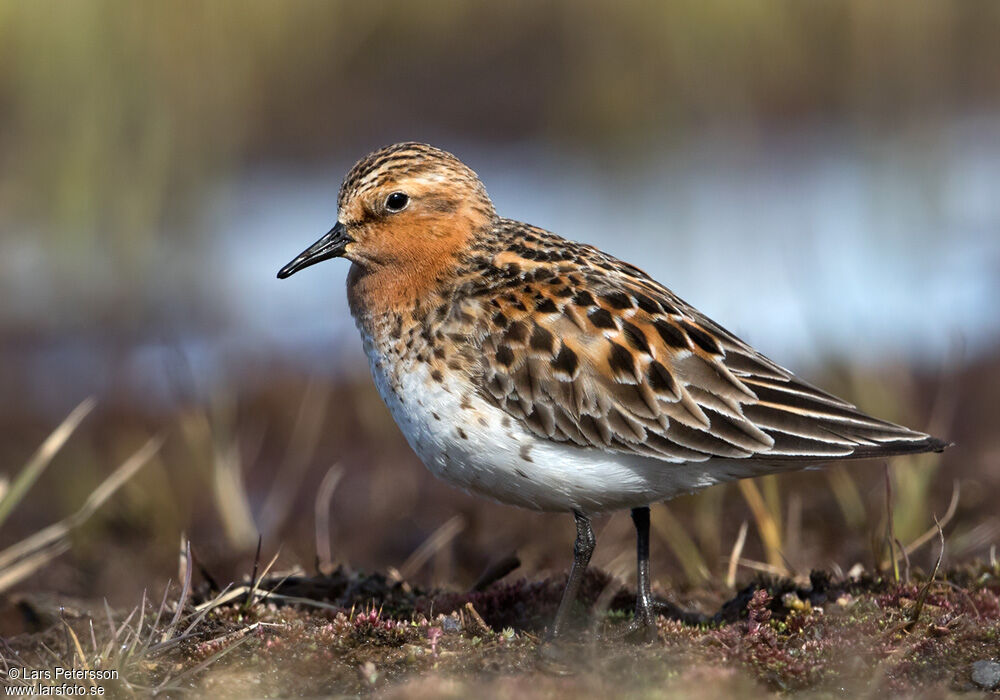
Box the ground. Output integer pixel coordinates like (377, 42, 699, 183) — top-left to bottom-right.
(3, 561, 999, 698)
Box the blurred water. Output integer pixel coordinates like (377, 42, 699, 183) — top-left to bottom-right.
(5, 120, 1000, 411)
(231, 121, 1000, 373)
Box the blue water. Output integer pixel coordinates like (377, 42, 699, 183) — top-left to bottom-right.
(4, 120, 999, 410)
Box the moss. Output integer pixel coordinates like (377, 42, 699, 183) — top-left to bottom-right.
(6, 561, 999, 698)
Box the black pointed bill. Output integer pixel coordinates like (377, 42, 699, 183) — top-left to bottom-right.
(277, 222, 352, 279)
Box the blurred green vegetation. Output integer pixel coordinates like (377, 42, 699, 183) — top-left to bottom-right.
(2, 0, 999, 250)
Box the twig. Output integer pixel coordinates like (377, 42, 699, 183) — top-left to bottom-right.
(902, 481, 960, 556)
(908, 515, 945, 629)
(162, 539, 193, 642)
(737, 479, 785, 574)
(246, 536, 263, 605)
(885, 464, 899, 583)
(737, 558, 786, 576)
(894, 538, 910, 584)
(463, 602, 492, 636)
(726, 521, 749, 590)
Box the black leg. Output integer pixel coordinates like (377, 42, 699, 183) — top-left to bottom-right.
(546, 510, 596, 641)
(629, 506, 659, 640)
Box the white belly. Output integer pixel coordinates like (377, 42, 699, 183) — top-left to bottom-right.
(362, 337, 750, 513)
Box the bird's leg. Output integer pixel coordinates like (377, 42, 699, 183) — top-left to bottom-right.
(609, 507, 708, 643)
(546, 510, 596, 641)
(618, 506, 660, 642)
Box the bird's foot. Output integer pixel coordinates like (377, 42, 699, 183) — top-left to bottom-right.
(607, 599, 703, 644)
(609, 607, 659, 644)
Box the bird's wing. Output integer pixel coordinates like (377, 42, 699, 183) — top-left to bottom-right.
(471, 228, 947, 464)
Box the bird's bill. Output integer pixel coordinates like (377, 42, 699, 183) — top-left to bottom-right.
(277, 221, 351, 279)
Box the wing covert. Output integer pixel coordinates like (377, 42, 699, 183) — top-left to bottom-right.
(471, 228, 945, 464)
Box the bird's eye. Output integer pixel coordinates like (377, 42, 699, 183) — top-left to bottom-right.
(385, 192, 409, 212)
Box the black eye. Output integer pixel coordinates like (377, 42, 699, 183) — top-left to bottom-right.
(385, 192, 409, 212)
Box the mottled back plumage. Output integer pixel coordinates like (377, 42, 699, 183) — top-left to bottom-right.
(406, 218, 947, 468)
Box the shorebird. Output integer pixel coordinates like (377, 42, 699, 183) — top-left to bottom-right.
(277, 142, 948, 643)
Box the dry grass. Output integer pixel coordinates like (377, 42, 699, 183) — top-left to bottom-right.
(0, 399, 159, 594)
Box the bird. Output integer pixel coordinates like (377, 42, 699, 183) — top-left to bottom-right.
(277, 142, 949, 644)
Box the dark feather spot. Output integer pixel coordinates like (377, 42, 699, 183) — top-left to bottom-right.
(634, 292, 661, 314)
(535, 297, 558, 314)
(682, 321, 722, 355)
(653, 319, 690, 349)
(496, 344, 515, 366)
(550, 345, 579, 378)
(621, 321, 651, 354)
(572, 290, 596, 307)
(588, 308, 617, 330)
(601, 291, 633, 309)
(457, 427, 468, 440)
(492, 311, 509, 328)
(648, 361, 678, 397)
(519, 444, 534, 463)
(506, 321, 529, 343)
(608, 342, 636, 379)
(430, 369, 443, 382)
(554, 285, 575, 297)
(530, 326, 556, 354)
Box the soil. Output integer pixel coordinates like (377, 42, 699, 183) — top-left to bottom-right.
(4, 562, 999, 698)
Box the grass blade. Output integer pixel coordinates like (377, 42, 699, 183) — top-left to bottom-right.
(737, 478, 785, 573)
(0, 397, 96, 530)
(0, 435, 162, 579)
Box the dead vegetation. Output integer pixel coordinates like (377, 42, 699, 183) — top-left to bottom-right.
(3, 556, 999, 698)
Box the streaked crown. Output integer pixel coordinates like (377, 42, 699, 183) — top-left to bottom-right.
(338, 142, 494, 217)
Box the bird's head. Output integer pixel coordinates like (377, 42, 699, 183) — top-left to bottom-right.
(277, 143, 496, 280)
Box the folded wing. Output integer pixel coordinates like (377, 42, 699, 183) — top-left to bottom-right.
(473, 231, 948, 465)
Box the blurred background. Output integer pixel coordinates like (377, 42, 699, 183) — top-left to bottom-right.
(1, 1, 998, 615)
